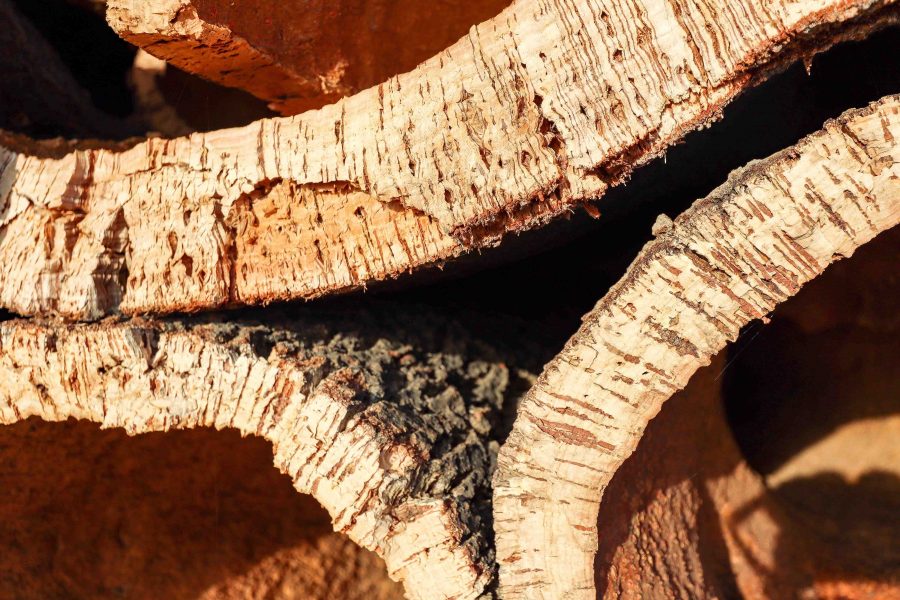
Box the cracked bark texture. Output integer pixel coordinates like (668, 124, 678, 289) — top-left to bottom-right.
(492, 96, 900, 599)
(0, 306, 533, 600)
(107, 0, 513, 114)
(1, 0, 896, 320)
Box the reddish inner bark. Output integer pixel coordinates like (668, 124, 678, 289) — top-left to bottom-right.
(191, 0, 513, 109)
(0, 419, 403, 599)
(596, 228, 900, 599)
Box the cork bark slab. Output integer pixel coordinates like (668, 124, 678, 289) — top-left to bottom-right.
(107, 0, 513, 114)
(0, 308, 530, 600)
(1, 0, 896, 320)
(492, 96, 900, 599)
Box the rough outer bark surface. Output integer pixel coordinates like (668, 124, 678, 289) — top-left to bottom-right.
(1, 0, 896, 320)
(107, 0, 513, 114)
(492, 96, 900, 599)
(0, 307, 530, 600)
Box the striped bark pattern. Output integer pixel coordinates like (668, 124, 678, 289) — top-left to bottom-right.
(492, 96, 900, 599)
(1, 0, 895, 319)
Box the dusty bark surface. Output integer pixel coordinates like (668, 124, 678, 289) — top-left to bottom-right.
(1, 0, 896, 320)
(492, 96, 900, 599)
(107, 0, 513, 114)
(0, 306, 534, 600)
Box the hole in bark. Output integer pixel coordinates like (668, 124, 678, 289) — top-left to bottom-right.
(596, 228, 899, 598)
(0, 418, 403, 600)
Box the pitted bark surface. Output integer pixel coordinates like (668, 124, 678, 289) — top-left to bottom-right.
(1, 0, 895, 319)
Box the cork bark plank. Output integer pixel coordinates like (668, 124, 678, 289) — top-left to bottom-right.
(0, 0, 896, 321)
(492, 96, 900, 599)
(106, 0, 513, 114)
(0, 308, 530, 600)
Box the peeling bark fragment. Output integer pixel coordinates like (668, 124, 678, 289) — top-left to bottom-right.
(492, 96, 900, 599)
(1, 0, 896, 319)
(0, 306, 534, 600)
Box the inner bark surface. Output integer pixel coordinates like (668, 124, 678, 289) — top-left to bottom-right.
(0, 419, 403, 600)
(594, 227, 900, 599)
(723, 226, 900, 596)
(191, 0, 513, 111)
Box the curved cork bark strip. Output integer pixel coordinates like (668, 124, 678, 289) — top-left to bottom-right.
(0, 309, 526, 600)
(1, 0, 897, 320)
(492, 96, 900, 599)
(107, 0, 512, 114)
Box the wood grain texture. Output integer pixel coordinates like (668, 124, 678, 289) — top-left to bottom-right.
(0, 309, 528, 600)
(492, 96, 900, 599)
(0, 0, 896, 320)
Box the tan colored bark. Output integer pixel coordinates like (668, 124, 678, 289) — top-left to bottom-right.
(492, 96, 900, 599)
(598, 229, 900, 599)
(1, 0, 895, 320)
(0, 308, 528, 600)
(107, 0, 512, 114)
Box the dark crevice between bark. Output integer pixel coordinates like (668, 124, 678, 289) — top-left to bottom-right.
(3, 0, 272, 142)
(367, 26, 900, 356)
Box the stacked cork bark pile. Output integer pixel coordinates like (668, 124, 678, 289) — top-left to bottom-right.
(0, 0, 897, 598)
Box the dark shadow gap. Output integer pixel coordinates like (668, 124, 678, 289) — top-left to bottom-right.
(368, 27, 900, 353)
